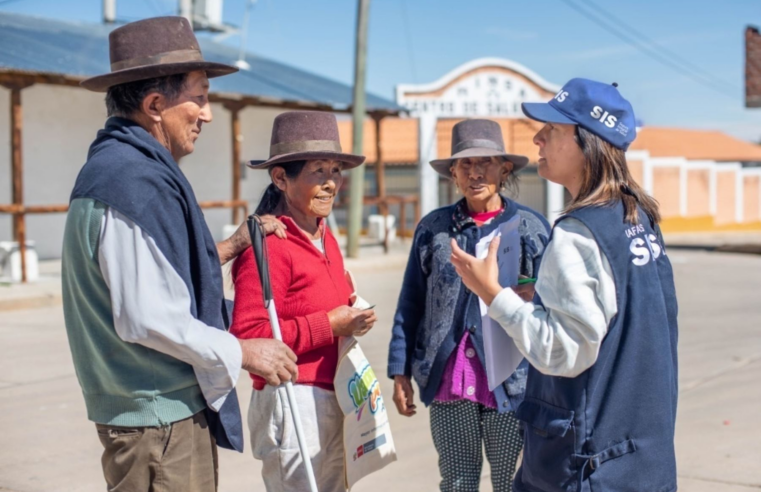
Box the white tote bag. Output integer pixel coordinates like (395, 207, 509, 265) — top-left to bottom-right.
(333, 272, 397, 489)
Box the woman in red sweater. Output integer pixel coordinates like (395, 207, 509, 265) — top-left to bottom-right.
(230, 111, 376, 492)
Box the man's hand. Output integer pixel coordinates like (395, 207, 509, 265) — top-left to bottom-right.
(328, 305, 377, 337)
(256, 215, 288, 240)
(217, 215, 286, 265)
(392, 375, 417, 417)
(238, 338, 298, 386)
(450, 237, 503, 306)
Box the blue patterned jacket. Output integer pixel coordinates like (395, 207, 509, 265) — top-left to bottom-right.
(387, 197, 550, 412)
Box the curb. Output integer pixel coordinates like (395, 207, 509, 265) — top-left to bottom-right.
(668, 244, 761, 255)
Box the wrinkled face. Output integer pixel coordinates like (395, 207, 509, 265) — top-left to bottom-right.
(450, 156, 512, 203)
(532, 123, 585, 188)
(276, 159, 344, 219)
(159, 70, 211, 159)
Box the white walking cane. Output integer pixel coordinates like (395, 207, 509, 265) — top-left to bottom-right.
(248, 215, 319, 492)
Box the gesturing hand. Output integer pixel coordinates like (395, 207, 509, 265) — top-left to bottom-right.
(327, 305, 377, 338)
(392, 375, 417, 417)
(238, 338, 298, 387)
(450, 237, 503, 306)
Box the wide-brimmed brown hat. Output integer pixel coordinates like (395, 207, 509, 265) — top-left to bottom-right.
(80, 16, 238, 92)
(430, 119, 529, 177)
(249, 111, 365, 170)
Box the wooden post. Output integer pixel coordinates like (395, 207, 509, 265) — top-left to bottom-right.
(346, 0, 371, 258)
(372, 113, 389, 253)
(225, 103, 244, 224)
(5, 84, 31, 283)
(373, 113, 387, 200)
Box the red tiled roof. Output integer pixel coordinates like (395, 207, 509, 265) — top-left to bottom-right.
(630, 127, 761, 162)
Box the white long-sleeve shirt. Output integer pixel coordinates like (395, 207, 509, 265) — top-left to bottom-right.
(488, 217, 618, 377)
(98, 207, 242, 411)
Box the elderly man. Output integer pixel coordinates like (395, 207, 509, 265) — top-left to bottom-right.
(62, 17, 296, 491)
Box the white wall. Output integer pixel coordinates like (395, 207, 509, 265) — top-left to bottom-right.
(0, 84, 284, 259)
(0, 84, 106, 258)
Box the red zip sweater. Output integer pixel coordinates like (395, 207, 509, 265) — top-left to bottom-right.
(230, 216, 352, 391)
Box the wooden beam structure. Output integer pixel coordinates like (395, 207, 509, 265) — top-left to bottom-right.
(11, 87, 25, 282)
(0, 68, 407, 280)
(224, 102, 244, 224)
(1, 80, 33, 282)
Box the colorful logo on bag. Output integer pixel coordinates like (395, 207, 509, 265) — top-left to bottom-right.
(347, 364, 384, 419)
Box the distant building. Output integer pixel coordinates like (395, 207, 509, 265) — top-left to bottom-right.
(339, 57, 761, 231)
(396, 58, 559, 118)
(0, 12, 400, 260)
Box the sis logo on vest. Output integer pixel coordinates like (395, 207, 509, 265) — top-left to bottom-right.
(523, 78, 637, 151)
(626, 223, 664, 266)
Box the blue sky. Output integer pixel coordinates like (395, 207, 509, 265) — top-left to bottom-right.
(3, 0, 761, 141)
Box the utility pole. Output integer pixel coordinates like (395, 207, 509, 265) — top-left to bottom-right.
(346, 0, 371, 258)
(103, 0, 116, 23)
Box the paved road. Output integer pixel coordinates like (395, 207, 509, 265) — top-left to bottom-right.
(1, 250, 760, 491)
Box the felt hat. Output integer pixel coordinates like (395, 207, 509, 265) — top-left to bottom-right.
(248, 111, 365, 170)
(81, 16, 238, 92)
(429, 119, 529, 177)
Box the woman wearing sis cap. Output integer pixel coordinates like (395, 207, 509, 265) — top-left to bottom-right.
(451, 79, 679, 492)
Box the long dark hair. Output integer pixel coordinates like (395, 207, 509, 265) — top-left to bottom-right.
(567, 126, 660, 225)
(254, 160, 308, 215)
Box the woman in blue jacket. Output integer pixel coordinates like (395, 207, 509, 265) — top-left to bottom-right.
(387, 119, 550, 491)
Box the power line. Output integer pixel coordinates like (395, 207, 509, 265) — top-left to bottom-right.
(561, 0, 737, 98)
(142, 0, 164, 15)
(584, 0, 739, 93)
(559, 0, 738, 99)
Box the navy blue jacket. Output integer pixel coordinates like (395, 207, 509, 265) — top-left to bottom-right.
(388, 197, 550, 412)
(71, 117, 244, 452)
(513, 202, 678, 492)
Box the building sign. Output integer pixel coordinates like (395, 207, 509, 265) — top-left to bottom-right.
(395, 58, 560, 118)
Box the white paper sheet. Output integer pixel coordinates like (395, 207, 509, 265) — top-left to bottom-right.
(474, 215, 525, 391)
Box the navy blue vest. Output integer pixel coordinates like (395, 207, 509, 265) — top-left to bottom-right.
(71, 118, 243, 452)
(513, 202, 678, 492)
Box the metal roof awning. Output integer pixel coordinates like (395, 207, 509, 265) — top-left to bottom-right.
(0, 11, 403, 114)
(0, 11, 411, 282)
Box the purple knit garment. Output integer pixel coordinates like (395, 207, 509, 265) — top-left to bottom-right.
(434, 332, 497, 408)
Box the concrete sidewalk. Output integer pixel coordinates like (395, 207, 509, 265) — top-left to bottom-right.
(0, 260, 63, 312)
(1, 250, 760, 491)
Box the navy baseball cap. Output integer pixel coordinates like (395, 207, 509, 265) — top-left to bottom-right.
(521, 78, 637, 150)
